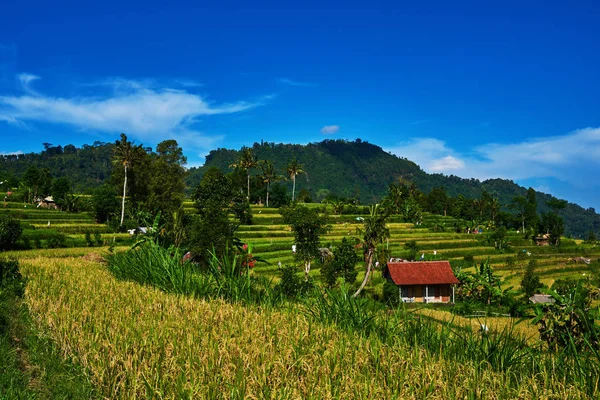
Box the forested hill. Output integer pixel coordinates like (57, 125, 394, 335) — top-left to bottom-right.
(188, 139, 600, 238)
(1, 139, 599, 237)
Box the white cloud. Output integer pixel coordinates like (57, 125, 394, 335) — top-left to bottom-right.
(320, 125, 340, 135)
(278, 78, 318, 87)
(387, 127, 600, 187)
(0, 74, 267, 150)
(17, 73, 40, 95)
(0, 150, 23, 156)
(430, 155, 465, 172)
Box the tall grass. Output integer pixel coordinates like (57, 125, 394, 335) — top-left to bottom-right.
(105, 242, 279, 306)
(21, 257, 592, 398)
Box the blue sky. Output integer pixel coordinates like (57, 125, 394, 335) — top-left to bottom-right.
(1, 0, 600, 210)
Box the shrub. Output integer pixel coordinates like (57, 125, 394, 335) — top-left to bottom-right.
(94, 231, 102, 246)
(85, 231, 94, 247)
(0, 214, 22, 250)
(46, 233, 67, 248)
(275, 264, 313, 298)
(382, 279, 400, 307)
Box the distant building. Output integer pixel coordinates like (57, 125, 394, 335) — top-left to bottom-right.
(534, 234, 550, 246)
(385, 261, 459, 303)
(529, 294, 555, 304)
(37, 196, 58, 210)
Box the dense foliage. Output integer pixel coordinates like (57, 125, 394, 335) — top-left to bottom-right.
(3, 138, 600, 237)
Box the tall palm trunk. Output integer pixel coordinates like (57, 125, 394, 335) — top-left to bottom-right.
(292, 175, 296, 201)
(266, 182, 270, 207)
(120, 164, 127, 226)
(247, 172, 250, 200)
(353, 248, 373, 297)
(304, 260, 311, 280)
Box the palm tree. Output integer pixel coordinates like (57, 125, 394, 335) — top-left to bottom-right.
(230, 147, 258, 200)
(353, 204, 390, 297)
(260, 160, 280, 207)
(113, 133, 142, 226)
(285, 157, 304, 201)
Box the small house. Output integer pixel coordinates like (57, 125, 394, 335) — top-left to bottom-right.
(534, 234, 550, 246)
(37, 196, 58, 210)
(385, 261, 459, 303)
(529, 294, 555, 304)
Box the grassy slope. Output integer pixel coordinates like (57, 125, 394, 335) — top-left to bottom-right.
(0, 281, 97, 399)
(20, 257, 589, 399)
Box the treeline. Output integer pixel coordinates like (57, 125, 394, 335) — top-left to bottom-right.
(2, 138, 600, 237)
(190, 139, 600, 238)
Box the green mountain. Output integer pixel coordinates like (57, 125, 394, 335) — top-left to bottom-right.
(188, 139, 600, 238)
(2, 139, 599, 238)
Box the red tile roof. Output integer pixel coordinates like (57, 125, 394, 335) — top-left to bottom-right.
(387, 261, 459, 285)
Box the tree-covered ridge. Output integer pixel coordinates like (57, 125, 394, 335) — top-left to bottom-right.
(0, 142, 114, 193)
(1, 138, 599, 237)
(188, 139, 600, 238)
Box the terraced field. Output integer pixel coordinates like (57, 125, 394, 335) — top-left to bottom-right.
(3, 201, 599, 292)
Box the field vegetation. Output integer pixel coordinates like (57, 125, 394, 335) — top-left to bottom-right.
(1, 138, 600, 398)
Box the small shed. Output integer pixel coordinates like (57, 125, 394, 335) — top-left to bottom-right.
(534, 234, 550, 246)
(529, 294, 555, 304)
(37, 196, 58, 210)
(386, 261, 459, 303)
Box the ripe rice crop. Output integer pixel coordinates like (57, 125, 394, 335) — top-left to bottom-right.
(19, 256, 598, 398)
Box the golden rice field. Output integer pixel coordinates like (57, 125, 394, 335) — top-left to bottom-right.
(20, 256, 590, 399)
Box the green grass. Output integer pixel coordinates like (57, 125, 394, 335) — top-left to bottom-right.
(0, 273, 97, 399)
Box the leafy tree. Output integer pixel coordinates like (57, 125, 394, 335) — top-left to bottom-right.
(540, 211, 564, 246)
(321, 237, 359, 288)
(268, 183, 291, 208)
(191, 168, 234, 262)
(0, 215, 22, 250)
(231, 192, 253, 225)
(585, 230, 597, 244)
(91, 185, 119, 223)
(353, 204, 390, 297)
(260, 160, 280, 207)
(113, 133, 144, 226)
(230, 147, 258, 201)
(281, 204, 328, 280)
(532, 282, 599, 352)
(524, 188, 539, 232)
(146, 140, 187, 228)
(427, 186, 449, 216)
(456, 259, 505, 306)
(404, 240, 419, 261)
(275, 264, 313, 298)
(487, 226, 509, 250)
(51, 177, 71, 210)
(510, 195, 528, 233)
(521, 259, 542, 297)
(285, 157, 304, 201)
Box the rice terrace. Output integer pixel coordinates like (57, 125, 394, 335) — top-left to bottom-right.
(3, 2, 600, 399)
(0, 137, 598, 400)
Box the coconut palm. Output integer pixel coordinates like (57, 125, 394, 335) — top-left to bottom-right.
(230, 147, 258, 200)
(113, 133, 142, 226)
(285, 157, 304, 201)
(260, 160, 280, 207)
(353, 204, 390, 297)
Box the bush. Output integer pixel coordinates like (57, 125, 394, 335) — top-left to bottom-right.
(275, 264, 313, 298)
(46, 233, 67, 248)
(382, 279, 400, 307)
(0, 214, 22, 250)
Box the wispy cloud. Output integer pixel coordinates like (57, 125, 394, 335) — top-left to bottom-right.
(277, 78, 318, 87)
(0, 73, 268, 151)
(17, 73, 40, 95)
(321, 125, 340, 135)
(387, 127, 600, 192)
(0, 150, 24, 156)
(408, 119, 430, 125)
